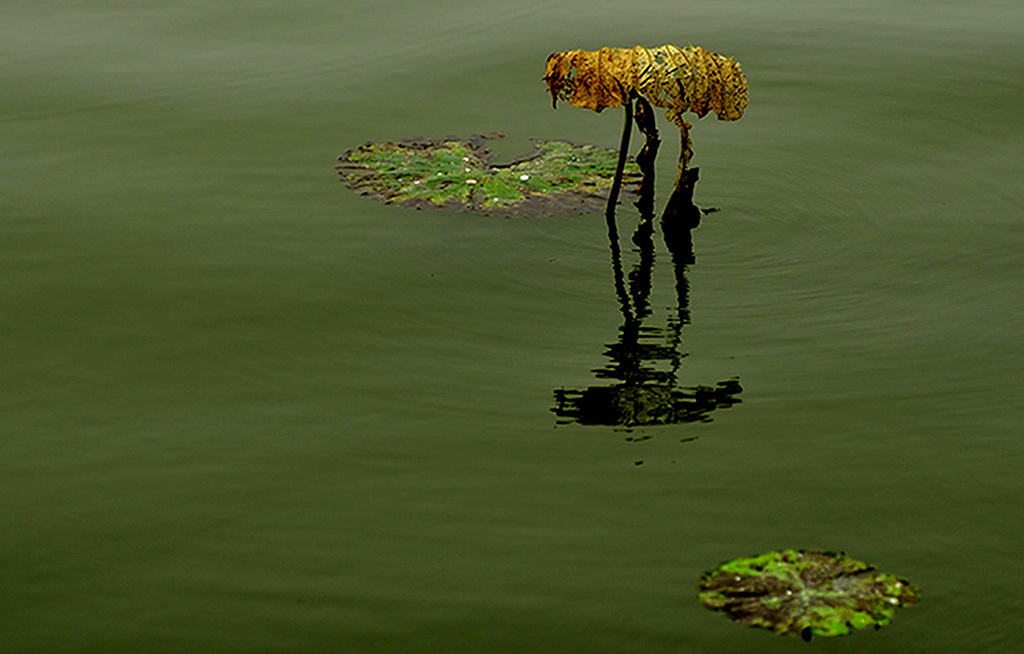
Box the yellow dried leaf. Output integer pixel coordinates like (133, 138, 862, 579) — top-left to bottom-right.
(545, 44, 747, 175)
(544, 44, 748, 127)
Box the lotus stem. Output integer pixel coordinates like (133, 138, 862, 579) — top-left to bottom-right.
(605, 96, 633, 219)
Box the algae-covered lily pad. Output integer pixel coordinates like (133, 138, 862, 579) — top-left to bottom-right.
(698, 550, 920, 641)
(336, 134, 641, 216)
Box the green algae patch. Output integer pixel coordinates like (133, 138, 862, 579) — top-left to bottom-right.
(698, 550, 919, 641)
(336, 134, 641, 217)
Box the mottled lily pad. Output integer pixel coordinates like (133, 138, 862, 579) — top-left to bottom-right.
(699, 550, 920, 641)
(336, 134, 640, 216)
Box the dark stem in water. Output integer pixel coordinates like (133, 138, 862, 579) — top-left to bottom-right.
(605, 95, 634, 220)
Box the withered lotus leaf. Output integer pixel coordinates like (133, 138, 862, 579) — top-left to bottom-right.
(336, 134, 641, 217)
(698, 550, 920, 641)
(544, 45, 748, 168)
(544, 44, 747, 122)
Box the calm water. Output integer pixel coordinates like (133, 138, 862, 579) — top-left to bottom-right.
(3, 1, 1022, 651)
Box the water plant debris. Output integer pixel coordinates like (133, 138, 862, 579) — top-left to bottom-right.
(698, 550, 920, 641)
(336, 134, 641, 217)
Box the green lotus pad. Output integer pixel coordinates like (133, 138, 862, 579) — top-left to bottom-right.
(336, 134, 641, 216)
(698, 550, 920, 641)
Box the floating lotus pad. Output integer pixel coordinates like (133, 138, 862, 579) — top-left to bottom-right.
(698, 550, 919, 641)
(336, 135, 641, 216)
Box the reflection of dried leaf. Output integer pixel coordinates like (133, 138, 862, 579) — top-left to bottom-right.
(544, 45, 748, 128)
(553, 378, 742, 428)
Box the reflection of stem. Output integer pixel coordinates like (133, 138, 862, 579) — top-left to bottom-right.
(603, 225, 653, 386)
(556, 150, 743, 427)
(554, 163, 743, 427)
(664, 229, 694, 376)
(606, 96, 634, 220)
(629, 232, 655, 322)
(605, 208, 634, 324)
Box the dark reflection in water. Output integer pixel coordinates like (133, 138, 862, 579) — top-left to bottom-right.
(553, 97, 741, 428)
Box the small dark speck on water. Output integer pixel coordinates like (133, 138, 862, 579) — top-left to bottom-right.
(635, 460, 644, 466)
(625, 435, 651, 442)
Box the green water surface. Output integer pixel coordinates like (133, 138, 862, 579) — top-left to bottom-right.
(3, 1, 1022, 652)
